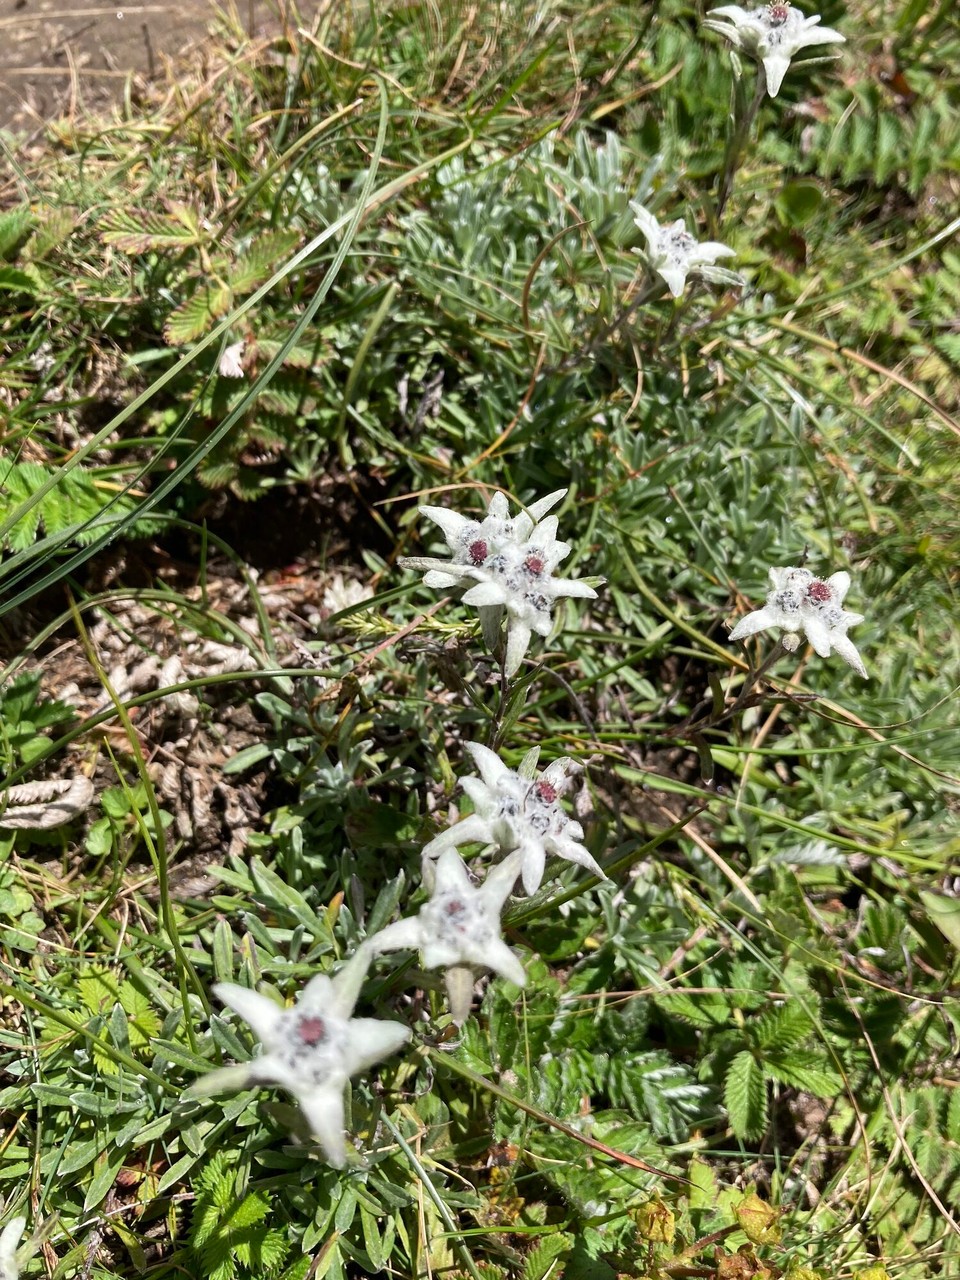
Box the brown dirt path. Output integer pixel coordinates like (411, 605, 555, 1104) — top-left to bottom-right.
(0, 1, 282, 134)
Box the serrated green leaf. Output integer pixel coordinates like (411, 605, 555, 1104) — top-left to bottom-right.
(231, 230, 301, 293)
(0, 205, 35, 258)
(164, 283, 233, 344)
(102, 208, 206, 253)
(752, 1002, 814, 1053)
(524, 1232, 573, 1280)
(724, 1051, 767, 1141)
(764, 1052, 843, 1098)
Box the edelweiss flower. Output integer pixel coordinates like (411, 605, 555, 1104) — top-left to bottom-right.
(703, 2, 845, 98)
(422, 741, 605, 895)
(631, 204, 737, 298)
(368, 847, 526, 1024)
(205, 950, 411, 1167)
(0, 1215, 27, 1280)
(399, 489, 598, 677)
(728, 566, 867, 677)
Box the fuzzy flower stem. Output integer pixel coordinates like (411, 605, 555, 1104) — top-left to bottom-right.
(716, 66, 767, 221)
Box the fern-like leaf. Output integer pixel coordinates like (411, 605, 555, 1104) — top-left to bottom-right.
(724, 1050, 768, 1140)
(102, 207, 206, 254)
(230, 230, 301, 293)
(164, 282, 233, 344)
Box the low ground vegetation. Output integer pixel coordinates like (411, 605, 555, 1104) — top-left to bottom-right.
(1, 2, 959, 1278)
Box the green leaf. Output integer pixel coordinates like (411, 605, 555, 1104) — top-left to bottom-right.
(0, 205, 35, 258)
(775, 179, 824, 227)
(231, 230, 301, 293)
(164, 283, 233, 344)
(101, 206, 206, 253)
(752, 1002, 814, 1053)
(920, 890, 960, 952)
(524, 1232, 573, 1280)
(764, 1052, 843, 1098)
(724, 1051, 768, 1141)
(0, 266, 40, 294)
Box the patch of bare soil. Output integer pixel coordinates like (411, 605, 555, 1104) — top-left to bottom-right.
(0, 0, 320, 135)
(13, 547, 369, 897)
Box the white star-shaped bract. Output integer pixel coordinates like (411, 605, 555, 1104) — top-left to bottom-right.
(728, 566, 867, 677)
(631, 204, 737, 298)
(399, 489, 599, 678)
(368, 847, 526, 1025)
(422, 742, 606, 896)
(210, 950, 411, 1168)
(703, 2, 845, 97)
(0, 1215, 27, 1280)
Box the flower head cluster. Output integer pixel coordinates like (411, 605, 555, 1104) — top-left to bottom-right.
(0, 1215, 27, 1280)
(631, 204, 737, 298)
(702, 3, 845, 97)
(368, 847, 526, 1025)
(399, 489, 598, 677)
(728, 566, 867, 677)
(423, 742, 605, 895)
(209, 950, 410, 1168)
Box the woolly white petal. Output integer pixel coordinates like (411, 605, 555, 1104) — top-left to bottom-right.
(297, 1081, 350, 1168)
(803, 613, 834, 658)
(519, 839, 547, 895)
(465, 741, 511, 788)
(487, 492, 510, 519)
(366, 916, 426, 955)
(418, 505, 473, 544)
(549, 578, 598, 600)
(342, 1018, 412, 1075)
(793, 24, 845, 50)
(422, 569, 467, 589)
(444, 965, 479, 1026)
(327, 949, 376, 1020)
(762, 52, 791, 97)
(830, 632, 867, 678)
(551, 836, 607, 881)
(214, 984, 285, 1042)
(631, 202, 661, 249)
(531, 514, 560, 544)
(462, 581, 509, 608)
(423, 813, 494, 862)
(694, 241, 736, 264)
(826, 570, 851, 604)
(504, 620, 533, 676)
(479, 849, 525, 911)
(432, 846, 475, 897)
(483, 937, 527, 988)
(728, 606, 781, 642)
(0, 1216, 27, 1280)
(526, 489, 567, 522)
(657, 264, 688, 297)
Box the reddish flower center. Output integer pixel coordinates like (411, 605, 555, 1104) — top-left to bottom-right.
(806, 579, 832, 603)
(534, 781, 557, 804)
(524, 555, 545, 575)
(444, 899, 465, 917)
(468, 539, 488, 566)
(766, 2, 790, 22)
(298, 1016, 327, 1046)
